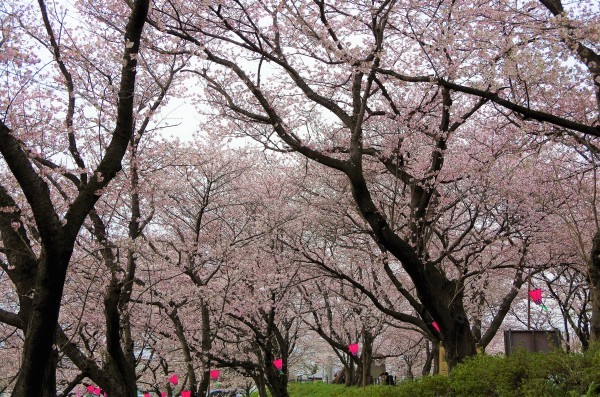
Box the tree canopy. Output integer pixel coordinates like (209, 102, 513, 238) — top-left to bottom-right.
(0, 0, 598, 396)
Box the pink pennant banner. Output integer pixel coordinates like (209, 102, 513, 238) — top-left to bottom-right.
(529, 289, 543, 305)
(161, 393, 167, 397)
(169, 373, 179, 386)
(87, 385, 95, 394)
(432, 321, 441, 332)
(210, 369, 220, 381)
(93, 387, 101, 396)
(144, 393, 150, 397)
(181, 391, 191, 397)
(348, 343, 359, 356)
(273, 358, 283, 371)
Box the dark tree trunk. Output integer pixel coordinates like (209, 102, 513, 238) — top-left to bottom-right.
(41, 347, 59, 397)
(197, 300, 212, 397)
(589, 229, 600, 342)
(1, 0, 150, 393)
(168, 305, 198, 393)
(422, 341, 434, 376)
(265, 372, 289, 397)
(405, 361, 414, 380)
(440, 298, 478, 368)
(347, 164, 478, 368)
(12, 251, 71, 396)
(264, 354, 289, 397)
(103, 279, 138, 397)
(264, 345, 289, 397)
(345, 364, 354, 386)
(254, 374, 268, 397)
(432, 342, 440, 375)
(358, 330, 374, 386)
(198, 370, 210, 397)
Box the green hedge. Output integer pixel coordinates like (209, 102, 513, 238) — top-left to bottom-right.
(255, 346, 600, 396)
(284, 382, 450, 397)
(449, 346, 600, 397)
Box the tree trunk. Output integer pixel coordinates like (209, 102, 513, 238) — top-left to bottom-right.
(406, 361, 414, 380)
(3, 0, 149, 393)
(440, 300, 477, 368)
(103, 279, 138, 397)
(422, 341, 434, 376)
(345, 364, 354, 386)
(198, 370, 210, 397)
(265, 363, 289, 397)
(589, 229, 600, 342)
(198, 300, 212, 397)
(41, 348, 58, 397)
(332, 367, 346, 384)
(11, 252, 70, 397)
(264, 345, 289, 397)
(348, 170, 478, 368)
(358, 330, 374, 386)
(254, 374, 268, 397)
(432, 342, 440, 375)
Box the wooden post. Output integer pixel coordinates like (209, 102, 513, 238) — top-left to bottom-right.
(527, 271, 531, 330)
(438, 345, 449, 377)
(361, 325, 366, 387)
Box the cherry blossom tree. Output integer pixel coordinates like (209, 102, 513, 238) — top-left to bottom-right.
(299, 277, 382, 386)
(0, 0, 196, 394)
(1, 1, 598, 394)
(156, 0, 598, 366)
(147, 142, 264, 396)
(531, 140, 599, 346)
(542, 263, 590, 350)
(124, 142, 303, 397)
(181, 159, 306, 397)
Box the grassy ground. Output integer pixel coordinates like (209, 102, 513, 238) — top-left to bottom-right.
(251, 347, 600, 396)
(256, 382, 416, 397)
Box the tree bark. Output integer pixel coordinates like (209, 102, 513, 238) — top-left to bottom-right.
(11, 250, 71, 396)
(358, 330, 374, 386)
(198, 300, 212, 397)
(264, 354, 289, 397)
(103, 279, 138, 396)
(264, 344, 289, 397)
(41, 348, 59, 397)
(253, 374, 268, 397)
(432, 342, 440, 375)
(589, 229, 600, 342)
(3, 0, 150, 393)
(422, 341, 434, 376)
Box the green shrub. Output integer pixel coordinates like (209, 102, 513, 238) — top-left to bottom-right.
(253, 347, 600, 397)
(450, 354, 506, 396)
(255, 380, 450, 397)
(395, 376, 450, 397)
(449, 344, 600, 397)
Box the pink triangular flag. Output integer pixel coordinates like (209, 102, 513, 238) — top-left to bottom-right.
(348, 343, 359, 356)
(144, 393, 150, 397)
(273, 358, 283, 370)
(210, 369, 220, 381)
(161, 393, 167, 397)
(169, 373, 178, 385)
(87, 385, 95, 393)
(93, 387, 101, 396)
(529, 288, 543, 305)
(181, 392, 191, 397)
(432, 321, 441, 332)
